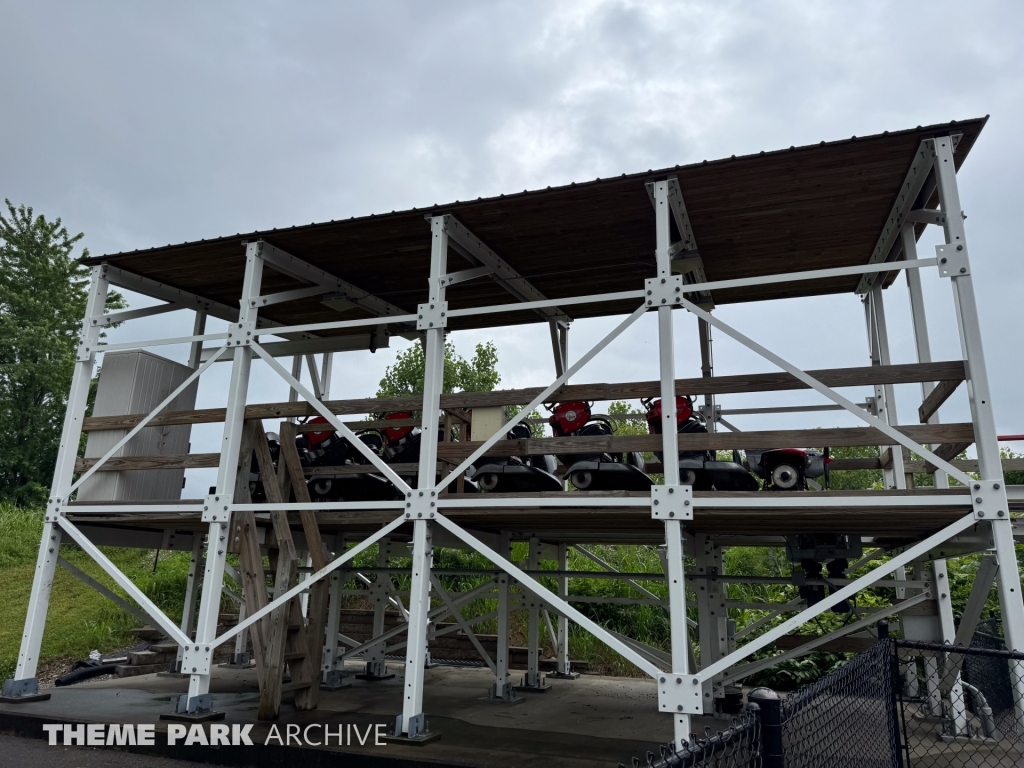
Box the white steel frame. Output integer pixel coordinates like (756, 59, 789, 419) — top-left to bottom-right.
(5, 135, 1024, 742)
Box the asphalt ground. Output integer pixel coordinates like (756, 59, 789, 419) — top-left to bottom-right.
(0, 733, 206, 767)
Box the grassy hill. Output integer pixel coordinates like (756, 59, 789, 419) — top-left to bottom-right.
(0, 503, 191, 680)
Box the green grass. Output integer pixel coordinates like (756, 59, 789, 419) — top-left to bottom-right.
(0, 503, 194, 680)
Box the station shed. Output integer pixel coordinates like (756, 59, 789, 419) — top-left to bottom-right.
(3, 116, 1023, 755)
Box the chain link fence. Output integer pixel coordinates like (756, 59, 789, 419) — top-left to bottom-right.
(622, 621, 1024, 768)
(780, 638, 900, 768)
(895, 634, 1024, 767)
(622, 709, 761, 768)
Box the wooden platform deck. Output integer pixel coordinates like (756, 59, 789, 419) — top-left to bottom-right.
(66, 488, 997, 548)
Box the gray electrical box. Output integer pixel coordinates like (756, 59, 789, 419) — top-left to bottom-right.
(78, 350, 198, 502)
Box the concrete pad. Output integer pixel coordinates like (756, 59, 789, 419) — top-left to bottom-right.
(0, 664, 721, 767)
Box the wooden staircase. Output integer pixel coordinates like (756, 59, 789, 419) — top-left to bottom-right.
(233, 420, 331, 720)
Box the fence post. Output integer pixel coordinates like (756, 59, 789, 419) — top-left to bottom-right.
(877, 620, 905, 768)
(748, 687, 783, 768)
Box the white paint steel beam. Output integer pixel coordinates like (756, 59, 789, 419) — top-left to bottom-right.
(653, 178, 691, 747)
(720, 591, 933, 686)
(867, 284, 907, 488)
(442, 214, 571, 326)
(180, 242, 264, 715)
(904, 225, 949, 489)
(364, 537, 392, 678)
(646, 177, 713, 308)
(572, 545, 663, 603)
(396, 214, 447, 739)
(697, 512, 977, 683)
(253, 257, 935, 340)
(856, 139, 939, 294)
(524, 536, 543, 688)
(174, 535, 205, 672)
(932, 135, 1024, 725)
(250, 342, 412, 493)
(68, 345, 227, 495)
(490, 533, 516, 701)
(57, 518, 190, 646)
(256, 240, 414, 327)
(93, 301, 186, 326)
(57, 557, 151, 626)
(435, 302, 648, 492)
(200, 331, 389, 362)
(8, 266, 109, 692)
(556, 544, 571, 675)
(340, 578, 498, 662)
(732, 598, 805, 641)
(398, 517, 433, 737)
(431, 513, 662, 679)
(675, 292, 973, 486)
(188, 310, 208, 370)
(431, 577, 495, 673)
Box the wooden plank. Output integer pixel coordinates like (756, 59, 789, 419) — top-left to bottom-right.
(75, 453, 220, 472)
(259, 546, 292, 720)
(284, 593, 318, 710)
(826, 458, 882, 471)
(919, 379, 962, 423)
(80, 361, 965, 432)
(433, 423, 974, 460)
(279, 421, 331, 569)
(251, 421, 297, 562)
(235, 510, 268, 689)
(249, 420, 304, 720)
(86, 422, 977, 474)
(923, 441, 973, 474)
(231, 424, 270, 693)
(931, 441, 971, 462)
(278, 421, 329, 710)
(905, 458, 1024, 474)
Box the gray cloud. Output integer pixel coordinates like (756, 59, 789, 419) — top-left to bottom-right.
(3, 1, 1022, 495)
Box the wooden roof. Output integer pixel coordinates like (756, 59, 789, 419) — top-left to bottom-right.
(83, 118, 986, 336)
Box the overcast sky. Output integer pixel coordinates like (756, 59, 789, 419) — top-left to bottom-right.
(3, 1, 1022, 496)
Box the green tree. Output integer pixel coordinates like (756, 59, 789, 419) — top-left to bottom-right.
(0, 201, 122, 504)
(377, 340, 500, 397)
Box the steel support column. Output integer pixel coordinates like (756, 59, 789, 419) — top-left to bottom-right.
(488, 532, 521, 702)
(933, 136, 1024, 725)
(698, 319, 716, 432)
(653, 179, 691, 746)
(363, 537, 394, 679)
(518, 536, 547, 690)
(866, 283, 907, 488)
(903, 225, 949, 491)
(3, 266, 110, 701)
(321, 569, 343, 684)
(173, 534, 205, 672)
(178, 243, 263, 717)
(395, 215, 447, 739)
(551, 543, 577, 679)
